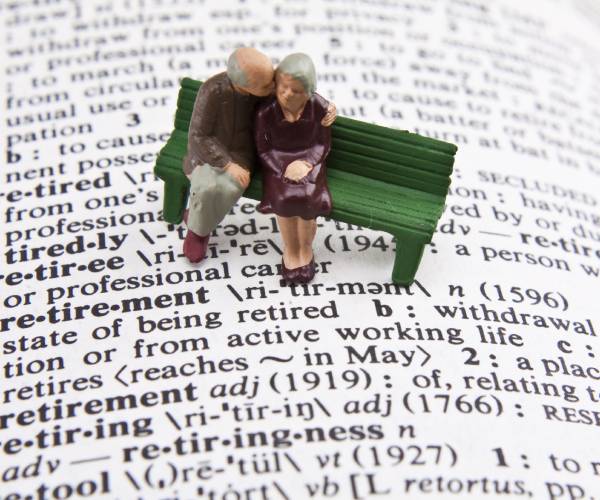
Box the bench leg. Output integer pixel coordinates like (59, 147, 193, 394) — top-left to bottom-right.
(391, 233, 426, 285)
(162, 179, 190, 224)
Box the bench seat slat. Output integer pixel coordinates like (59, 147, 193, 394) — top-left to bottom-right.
(328, 188, 440, 232)
(327, 151, 449, 196)
(327, 171, 444, 218)
(243, 175, 433, 237)
(243, 171, 441, 233)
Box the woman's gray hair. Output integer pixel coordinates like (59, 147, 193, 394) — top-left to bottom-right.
(227, 50, 249, 86)
(276, 53, 316, 95)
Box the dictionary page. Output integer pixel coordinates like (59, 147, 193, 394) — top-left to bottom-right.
(1, 0, 599, 498)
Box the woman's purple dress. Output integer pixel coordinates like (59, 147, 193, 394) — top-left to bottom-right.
(254, 94, 332, 220)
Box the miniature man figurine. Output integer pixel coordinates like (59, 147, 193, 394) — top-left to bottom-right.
(182, 48, 336, 263)
(182, 47, 274, 262)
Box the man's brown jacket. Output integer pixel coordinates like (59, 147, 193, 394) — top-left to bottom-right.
(183, 72, 259, 175)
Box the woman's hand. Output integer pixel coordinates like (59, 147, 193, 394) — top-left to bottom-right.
(284, 160, 313, 182)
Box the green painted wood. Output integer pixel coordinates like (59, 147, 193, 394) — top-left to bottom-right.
(336, 115, 458, 155)
(155, 78, 457, 284)
(327, 150, 449, 196)
(392, 233, 427, 285)
(181, 77, 202, 90)
(331, 127, 455, 169)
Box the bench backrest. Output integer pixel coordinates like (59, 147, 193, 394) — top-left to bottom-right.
(174, 78, 456, 197)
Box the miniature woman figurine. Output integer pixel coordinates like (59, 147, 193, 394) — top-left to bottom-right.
(254, 53, 332, 284)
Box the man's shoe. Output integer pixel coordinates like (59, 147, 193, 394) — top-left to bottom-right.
(183, 230, 209, 263)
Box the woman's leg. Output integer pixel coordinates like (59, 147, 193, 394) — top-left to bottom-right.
(297, 218, 317, 265)
(277, 215, 302, 268)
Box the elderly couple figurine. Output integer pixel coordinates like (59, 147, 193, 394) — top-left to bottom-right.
(183, 47, 335, 284)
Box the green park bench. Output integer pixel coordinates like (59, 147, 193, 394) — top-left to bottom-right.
(154, 77, 457, 285)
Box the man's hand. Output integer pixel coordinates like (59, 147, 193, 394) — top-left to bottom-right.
(224, 162, 251, 188)
(284, 160, 313, 182)
(321, 102, 337, 127)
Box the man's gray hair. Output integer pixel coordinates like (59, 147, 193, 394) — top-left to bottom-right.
(276, 53, 316, 95)
(227, 50, 249, 86)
